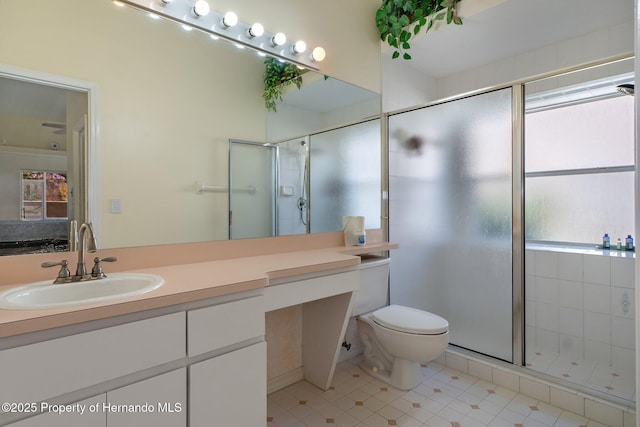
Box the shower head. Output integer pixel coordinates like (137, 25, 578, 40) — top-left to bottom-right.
(616, 83, 634, 96)
(300, 140, 306, 146)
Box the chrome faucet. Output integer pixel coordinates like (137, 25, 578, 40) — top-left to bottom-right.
(42, 222, 118, 283)
(75, 222, 98, 280)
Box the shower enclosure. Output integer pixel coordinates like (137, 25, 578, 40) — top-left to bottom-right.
(228, 140, 277, 239)
(309, 119, 381, 234)
(229, 118, 382, 239)
(523, 66, 636, 403)
(388, 88, 516, 363)
(388, 57, 636, 404)
(276, 137, 309, 236)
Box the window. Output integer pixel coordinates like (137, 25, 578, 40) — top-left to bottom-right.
(21, 170, 68, 220)
(524, 94, 635, 244)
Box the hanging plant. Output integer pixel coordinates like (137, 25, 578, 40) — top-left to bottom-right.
(263, 57, 303, 112)
(376, 0, 463, 60)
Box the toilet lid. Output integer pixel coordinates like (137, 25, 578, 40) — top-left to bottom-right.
(372, 305, 448, 335)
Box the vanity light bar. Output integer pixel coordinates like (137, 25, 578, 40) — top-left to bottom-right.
(114, 0, 323, 71)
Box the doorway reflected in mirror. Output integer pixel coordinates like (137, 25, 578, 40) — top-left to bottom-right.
(0, 74, 88, 256)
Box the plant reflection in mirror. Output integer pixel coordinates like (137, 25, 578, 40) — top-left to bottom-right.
(263, 57, 304, 112)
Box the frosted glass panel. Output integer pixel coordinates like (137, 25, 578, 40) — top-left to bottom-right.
(309, 119, 381, 233)
(229, 142, 276, 239)
(526, 172, 634, 244)
(525, 96, 634, 172)
(389, 89, 513, 362)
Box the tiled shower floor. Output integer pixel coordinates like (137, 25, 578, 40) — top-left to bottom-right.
(527, 348, 635, 404)
(267, 356, 608, 427)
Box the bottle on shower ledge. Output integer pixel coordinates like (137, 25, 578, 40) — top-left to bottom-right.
(617, 238, 622, 249)
(602, 233, 610, 249)
(625, 235, 634, 250)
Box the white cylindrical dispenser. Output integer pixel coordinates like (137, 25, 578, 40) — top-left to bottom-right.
(342, 216, 366, 246)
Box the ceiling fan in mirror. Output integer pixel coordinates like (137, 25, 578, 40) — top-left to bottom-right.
(42, 122, 66, 135)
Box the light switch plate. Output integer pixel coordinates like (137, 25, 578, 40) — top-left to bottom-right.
(110, 198, 122, 214)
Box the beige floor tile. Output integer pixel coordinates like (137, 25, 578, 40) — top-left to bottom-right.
(267, 357, 619, 427)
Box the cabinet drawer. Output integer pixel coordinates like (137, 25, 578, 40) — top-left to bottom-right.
(188, 295, 264, 356)
(0, 312, 185, 404)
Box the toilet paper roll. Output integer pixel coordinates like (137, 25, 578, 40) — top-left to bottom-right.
(342, 216, 366, 246)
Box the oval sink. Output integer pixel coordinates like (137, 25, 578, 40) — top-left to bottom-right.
(0, 273, 164, 310)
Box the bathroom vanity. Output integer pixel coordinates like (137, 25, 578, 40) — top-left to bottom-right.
(0, 291, 265, 427)
(0, 233, 397, 426)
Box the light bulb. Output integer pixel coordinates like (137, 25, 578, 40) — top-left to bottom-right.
(148, 12, 160, 19)
(272, 32, 286, 47)
(222, 11, 238, 27)
(181, 24, 193, 31)
(192, 0, 210, 17)
(311, 46, 326, 62)
(247, 23, 264, 38)
(292, 40, 307, 54)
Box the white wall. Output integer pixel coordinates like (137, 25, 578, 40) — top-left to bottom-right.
(437, 21, 634, 99)
(382, 58, 438, 113)
(0, 116, 66, 151)
(382, 20, 635, 112)
(267, 97, 381, 143)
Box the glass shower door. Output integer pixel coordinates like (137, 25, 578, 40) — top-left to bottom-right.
(228, 140, 277, 239)
(309, 119, 382, 233)
(388, 89, 514, 361)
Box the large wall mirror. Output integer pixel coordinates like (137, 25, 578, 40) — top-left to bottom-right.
(0, 0, 381, 255)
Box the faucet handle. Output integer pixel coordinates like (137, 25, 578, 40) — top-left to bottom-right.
(41, 260, 71, 284)
(91, 256, 118, 279)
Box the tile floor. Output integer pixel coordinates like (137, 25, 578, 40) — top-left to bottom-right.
(267, 356, 611, 427)
(527, 348, 635, 404)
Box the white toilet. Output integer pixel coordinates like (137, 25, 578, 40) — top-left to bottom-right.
(354, 257, 449, 390)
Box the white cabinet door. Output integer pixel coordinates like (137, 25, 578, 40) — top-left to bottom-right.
(190, 342, 266, 427)
(107, 368, 186, 427)
(6, 395, 105, 427)
(0, 312, 185, 405)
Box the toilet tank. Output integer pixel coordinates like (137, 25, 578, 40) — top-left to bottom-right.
(352, 255, 390, 316)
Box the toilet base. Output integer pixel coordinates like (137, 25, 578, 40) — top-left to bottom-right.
(356, 309, 448, 391)
(359, 357, 422, 390)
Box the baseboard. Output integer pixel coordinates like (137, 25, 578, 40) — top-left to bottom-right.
(267, 367, 305, 394)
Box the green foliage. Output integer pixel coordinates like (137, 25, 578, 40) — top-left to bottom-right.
(376, 0, 462, 60)
(263, 57, 303, 112)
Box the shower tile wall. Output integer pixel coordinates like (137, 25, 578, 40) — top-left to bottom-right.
(277, 140, 307, 236)
(525, 248, 635, 401)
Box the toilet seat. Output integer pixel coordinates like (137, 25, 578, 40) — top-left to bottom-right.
(372, 305, 448, 335)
